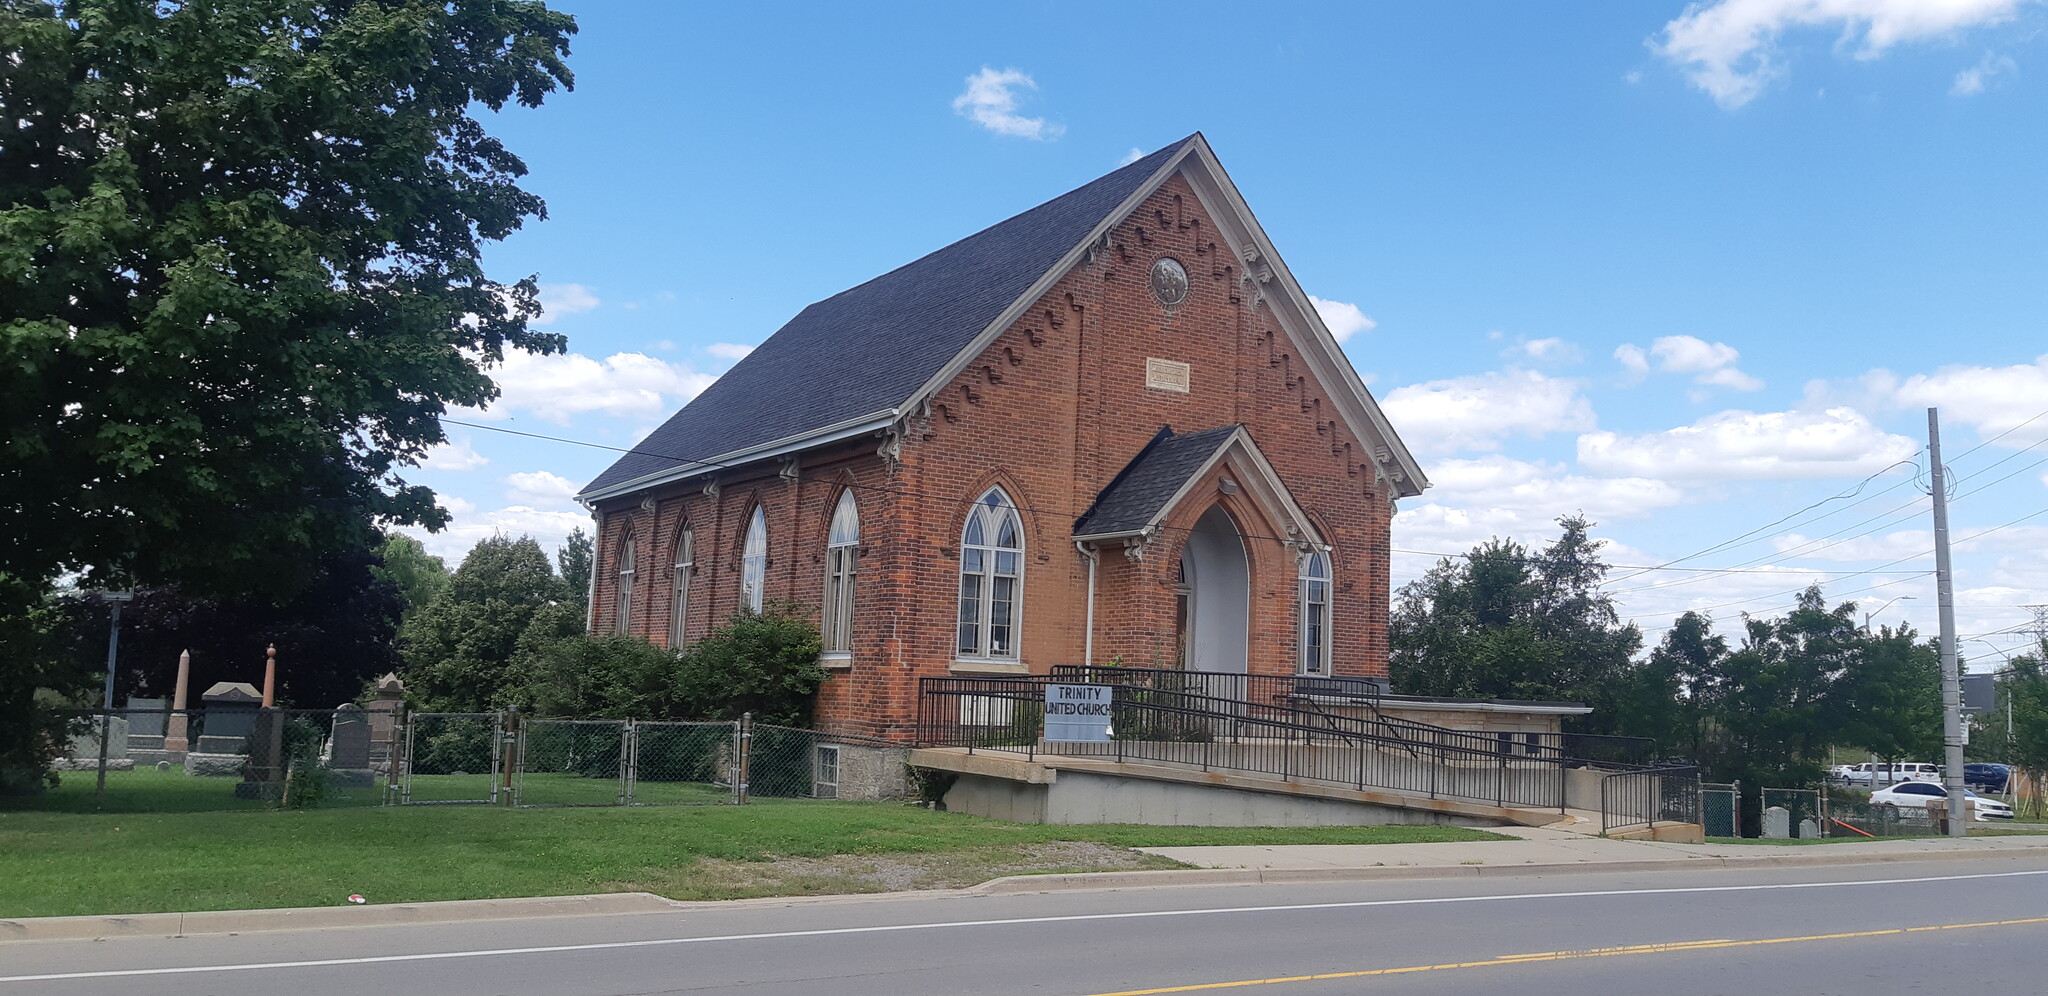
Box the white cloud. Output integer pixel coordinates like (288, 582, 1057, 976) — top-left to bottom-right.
(1770, 528, 1929, 562)
(1117, 147, 1144, 166)
(503, 470, 581, 507)
(1425, 455, 1685, 521)
(406, 504, 591, 564)
(1578, 406, 1920, 480)
(1615, 343, 1650, 379)
(1952, 50, 2019, 94)
(1881, 352, 2048, 446)
(1381, 370, 1596, 455)
(418, 437, 488, 472)
(464, 350, 717, 425)
(1308, 296, 1377, 342)
(1647, 334, 1764, 391)
(1503, 336, 1582, 364)
(706, 342, 755, 361)
(952, 67, 1064, 140)
(1652, 0, 2029, 108)
(533, 283, 600, 326)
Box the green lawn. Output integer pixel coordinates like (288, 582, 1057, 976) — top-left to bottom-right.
(0, 797, 1508, 918)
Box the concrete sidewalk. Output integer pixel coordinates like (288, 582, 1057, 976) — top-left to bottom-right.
(1128, 826, 2048, 875)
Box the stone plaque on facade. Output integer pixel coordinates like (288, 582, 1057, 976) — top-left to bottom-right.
(1145, 357, 1191, 393)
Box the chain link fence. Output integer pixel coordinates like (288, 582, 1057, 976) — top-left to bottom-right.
(12, 708, 918, 814)
(1700, 782, 1739, 837)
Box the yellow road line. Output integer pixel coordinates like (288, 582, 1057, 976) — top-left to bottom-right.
(1085, 915, 2048, 995)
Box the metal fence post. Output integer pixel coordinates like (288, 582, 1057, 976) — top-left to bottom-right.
(620, 719, 635, 806)
(399, 710, 414, 806)
(737, 712, 752, 805)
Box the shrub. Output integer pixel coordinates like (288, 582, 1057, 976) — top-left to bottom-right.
(508, 630, 683, 719)
(674, 603, 826, 727)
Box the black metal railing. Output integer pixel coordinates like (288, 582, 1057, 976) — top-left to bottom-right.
(919, 676, 1571, 811)
(1600, 765, 1701, 835)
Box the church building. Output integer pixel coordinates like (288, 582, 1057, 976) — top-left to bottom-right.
(578, 134, 1429, 741)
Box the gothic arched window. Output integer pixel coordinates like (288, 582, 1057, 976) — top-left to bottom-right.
(669, 526, 693, 649)
(957, 488, 1023, 659)
(822, 491, 859, 655)
(614, 533, 637, 638)
(740, 507, 767, 613)
(1298, 550, 1331, 675)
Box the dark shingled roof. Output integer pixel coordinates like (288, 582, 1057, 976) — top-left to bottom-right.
(1073, 425, 1243, 538)
(581, 137, 1198, 498)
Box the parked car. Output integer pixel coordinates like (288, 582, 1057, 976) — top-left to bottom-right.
(1869, 781, 2013, 820)
(1842, 762, 1942, 786)
(1963, 763, 2012, 793)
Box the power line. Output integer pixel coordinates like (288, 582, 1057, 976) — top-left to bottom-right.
(1603, 457, 1920, 585)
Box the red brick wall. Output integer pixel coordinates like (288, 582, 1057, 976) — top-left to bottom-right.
(592, 172, 1399, 740)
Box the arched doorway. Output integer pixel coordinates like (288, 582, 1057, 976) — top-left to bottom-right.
(1177, 505, 1248, 675)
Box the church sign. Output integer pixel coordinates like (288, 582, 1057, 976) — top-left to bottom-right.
(1044, 684, 1114, 743)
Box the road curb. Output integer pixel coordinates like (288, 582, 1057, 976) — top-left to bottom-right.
(974, 843, 2048, 894)
(0, 892, 686, 944)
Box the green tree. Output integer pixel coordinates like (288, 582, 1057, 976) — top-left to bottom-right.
(0, 574, 92, 795)
(0, 0, 575, 599)
(1829, 622, 1942, 763)
(1993, 645, 2048, 816)
(556, 527, 593, 620)
(372, 533, 450, 627)
(402, 535, 566, 712)
(1389, 515, 1642, 730)
(674, 604, 827, 727)
(1632, 611, 1731, 765)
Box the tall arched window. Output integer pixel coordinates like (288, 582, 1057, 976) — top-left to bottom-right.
(957, 488, 1023, 660)
(614, 533, 637, 638)
(740, 507, 767, 613)
(669, 526, 693, 650)
(1298, 550, 1331, 676)
(822, 491, 859, 655)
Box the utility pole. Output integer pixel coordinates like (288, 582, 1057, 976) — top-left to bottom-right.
(95, 592, 134, 806)
(1928, 409, 1967, 836)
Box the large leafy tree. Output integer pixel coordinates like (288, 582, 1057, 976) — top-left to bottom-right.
(555, 526, 592, 619)
(1389, 515, 1642, 729)
(401, 534, 565, 712)
(372, 532, 450, 626)
(0, 0, 576, 599)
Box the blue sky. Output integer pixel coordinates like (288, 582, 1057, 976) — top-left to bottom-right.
(406, 0, 2048, 666)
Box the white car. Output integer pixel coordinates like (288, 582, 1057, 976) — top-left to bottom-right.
(1869, 781, 2013, 820)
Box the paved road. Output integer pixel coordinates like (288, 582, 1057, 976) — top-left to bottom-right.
(6, 857, 2048, 995)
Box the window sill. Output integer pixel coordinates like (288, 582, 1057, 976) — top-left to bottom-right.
(820, 654, 853, 671)
(949, 659, 1027, 675)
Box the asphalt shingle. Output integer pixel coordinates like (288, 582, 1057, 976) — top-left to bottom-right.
(1072, 425, 1243, 538)
(581, 138, 1196, 497)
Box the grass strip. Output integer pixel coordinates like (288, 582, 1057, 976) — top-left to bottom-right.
(1, 798, 1507, 918)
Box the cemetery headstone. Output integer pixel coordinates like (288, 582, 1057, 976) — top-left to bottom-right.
(188, 681, 262, 777)
(1763, 805, 1792, 839)
(328, 704, 375, 788)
